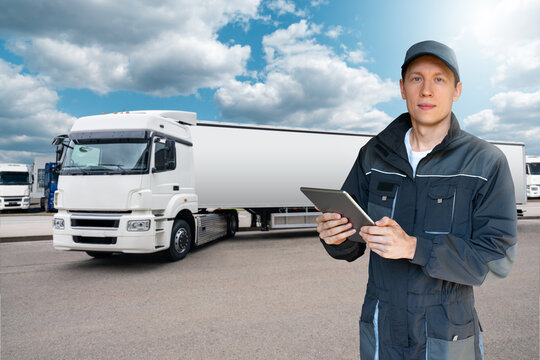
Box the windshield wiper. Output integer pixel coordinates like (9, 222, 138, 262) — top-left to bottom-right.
(100, 164, 128, 174)
(63, 165, 91, 175)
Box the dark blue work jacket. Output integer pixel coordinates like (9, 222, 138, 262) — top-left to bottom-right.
(322, 113, 517, 360)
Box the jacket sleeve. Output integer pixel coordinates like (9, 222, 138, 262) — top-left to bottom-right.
(410, 153, 518, 286)
(321, 149, 368, 262)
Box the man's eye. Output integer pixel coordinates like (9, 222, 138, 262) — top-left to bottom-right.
(413, 77, 421, 82)
(435, 77, 444, 82)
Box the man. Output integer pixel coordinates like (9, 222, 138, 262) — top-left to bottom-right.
(316, 40, 517, 359)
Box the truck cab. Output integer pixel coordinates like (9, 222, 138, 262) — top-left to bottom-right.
(0, 163, 31, 211)
(526, 155, 540, 198)
(52, 111, 219, 261)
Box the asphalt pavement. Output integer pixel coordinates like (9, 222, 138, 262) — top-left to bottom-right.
(1, 221, 538, 360)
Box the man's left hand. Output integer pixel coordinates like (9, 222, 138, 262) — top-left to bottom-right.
(360, 217, 417, 260)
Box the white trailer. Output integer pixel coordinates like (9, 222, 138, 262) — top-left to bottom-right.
(491, 142, 527, 206)
(0, 163, 32, 211)
(52, 111, 371, 260)
(526, 155, 540, 198)
(52, 111, 528, 260)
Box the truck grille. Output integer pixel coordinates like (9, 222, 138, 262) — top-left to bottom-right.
(70, 214, 121, 229)
(71, 218, 120, 228)
(73, 236, 117, 245)
(3, 197, 23, 207)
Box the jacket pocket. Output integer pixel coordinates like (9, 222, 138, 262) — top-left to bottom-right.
(425, 305, 477, 360)
(424, 185, 456, 234)
(367, 182, 399, 222)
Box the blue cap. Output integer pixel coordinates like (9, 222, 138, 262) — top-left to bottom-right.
(401, 40, 460, 82)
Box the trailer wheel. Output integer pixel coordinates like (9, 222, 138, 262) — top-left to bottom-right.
(167, 219, 191, 261)
(227, 212, 238, 237)
(86, 251, 113, 258)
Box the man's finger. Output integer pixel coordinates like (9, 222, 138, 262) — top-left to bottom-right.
(321, 217, 349, 230)
(323, 228, 356, 245)
(361, 224, 393, 236)
(375, 216, 396, 226)
(316, 212, 342, 224)
(322, 222, 353, 238)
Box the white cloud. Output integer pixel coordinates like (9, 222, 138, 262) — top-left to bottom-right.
(0, 59, 76, 163)
(311, 0, 329, 7)
(490, 40, 540, 90)
(459, 0, 540, 155)
(325, 25, 343, 39)
(469, 0, 540, 90)
(463, 89, 540, 155)
(344, 43, 369, 64)
(1, 0, 260, 96)
(266, 0, 305, 17)
(0, 150, 46, 164)
(215, 20, 398, 132)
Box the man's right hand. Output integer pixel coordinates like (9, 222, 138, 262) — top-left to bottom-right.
(315, 212, 356, 245)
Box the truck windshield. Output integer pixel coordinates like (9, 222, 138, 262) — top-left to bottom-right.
(529, 163, 540, 175)
(62, 139, 150, 175)
(0, 172, 30, 185)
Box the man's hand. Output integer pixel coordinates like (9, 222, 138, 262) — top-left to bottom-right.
(316, 212, 356, 245)
(360, 217, 417, 259)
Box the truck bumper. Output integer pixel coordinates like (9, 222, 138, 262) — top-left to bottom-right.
(527, 185, 540, 198)
(0, 197, 30, 210)
(53, 212, 171, 254)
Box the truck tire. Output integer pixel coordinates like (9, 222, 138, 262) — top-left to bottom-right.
(227, 211, 238, 237)
(167, 219, 191, 261)
(86, 251, 113, 258)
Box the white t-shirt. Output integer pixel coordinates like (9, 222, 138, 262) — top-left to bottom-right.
(404, 128, 432, 177)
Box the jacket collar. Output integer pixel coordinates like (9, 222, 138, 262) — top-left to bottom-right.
(376, 112, 462, 157)
(373, 112, 462, 177)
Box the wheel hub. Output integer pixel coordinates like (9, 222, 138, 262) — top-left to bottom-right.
(174, 228, 188, 253)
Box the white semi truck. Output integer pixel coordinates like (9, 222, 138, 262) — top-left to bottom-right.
(52, 111, 372, 260)
(52, 110, 527, 260)
(0, 163, 32, 211)
(526, 155, 540, 198)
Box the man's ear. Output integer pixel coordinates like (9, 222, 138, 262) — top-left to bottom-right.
(399, 78, 406, 100)
(453, 81, 462, 102)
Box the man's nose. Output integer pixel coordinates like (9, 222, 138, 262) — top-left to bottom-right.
(421, 81, 433, 97)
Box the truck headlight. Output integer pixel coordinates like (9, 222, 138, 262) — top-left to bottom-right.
(127, 220, 151, 232)
(53, 218, 65, 230)
(23, 198, 30, 203)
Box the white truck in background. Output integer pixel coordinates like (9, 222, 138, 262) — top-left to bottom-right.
(52, 110, 527, 261)
(526, 155, 540, 198)
(0, 163, 32, 211)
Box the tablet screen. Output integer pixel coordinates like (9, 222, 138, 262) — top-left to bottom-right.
(300, 187, 374, 243)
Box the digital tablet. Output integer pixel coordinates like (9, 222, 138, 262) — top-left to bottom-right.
(300, 187, 374, 243)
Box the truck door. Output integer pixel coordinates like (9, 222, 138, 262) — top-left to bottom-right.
(151, 137, 179, 210)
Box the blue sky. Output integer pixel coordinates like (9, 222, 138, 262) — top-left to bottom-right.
(1, 0, 539, 164)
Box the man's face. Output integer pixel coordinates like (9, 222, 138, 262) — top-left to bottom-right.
(399, 55, 462, 128)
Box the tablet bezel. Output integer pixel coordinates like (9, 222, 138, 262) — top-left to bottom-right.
(300, 187, 374, 243)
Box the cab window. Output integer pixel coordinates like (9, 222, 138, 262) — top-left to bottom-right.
(153, 138, 176, 172)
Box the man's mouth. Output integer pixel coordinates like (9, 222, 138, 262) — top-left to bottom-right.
(418, 103, 436, 110)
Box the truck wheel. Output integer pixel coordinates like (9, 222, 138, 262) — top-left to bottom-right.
(86, 251, 113, 258)
(227, 212, 238, 237)
(167, 219, 191, 261)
